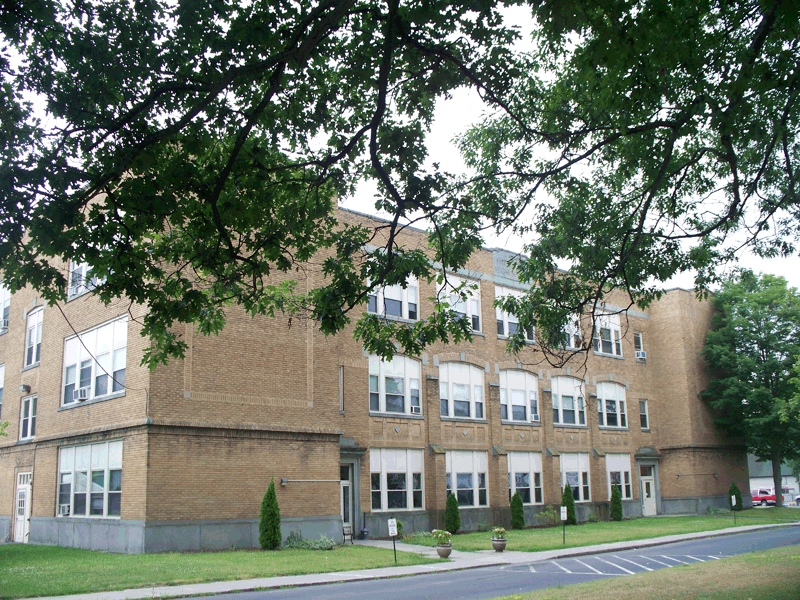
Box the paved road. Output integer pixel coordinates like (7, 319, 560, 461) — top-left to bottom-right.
(195, 527, 800, 600)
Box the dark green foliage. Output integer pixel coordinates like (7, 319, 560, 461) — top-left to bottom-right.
(610, 485, 623, 521)
(510, 492, 525, 529)
(444, 493, 461, 535)
(729, 482, 743, 512)
(561, 484, 577, 525)
(259, 478, 281, 550)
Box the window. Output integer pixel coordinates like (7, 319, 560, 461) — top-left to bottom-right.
(639, 400, 649, 430)
(606, 454, 632, 499)
(507, 452, 543, 504)
(0, 282, 9, 330)
(551, 376, 586, 426)
(446, 450, 488, 507)
(58, 440, 122, 517)
(24, 307, 43, 367)
(367, 277, 418, 321)
(560, 453, 590, 502)
(62, 317, 128, 405)
(20, 396, 36, 440)
(67, 261, 104, 300)
(562, 317, 583, 350)
(592, 313, 622, 357)
(369, 355, 421, 415)
(439, 274, 481, 331)
(439, 362, 485, 419)
(370, 448, 424, 511)
(597, 382, 627, 428)
(0, 363, 4, 419)
(499, 370, 539, 422)
(495, 286, 534, 341)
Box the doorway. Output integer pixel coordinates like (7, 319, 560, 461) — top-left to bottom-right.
(640, 465, 657, 517)
(14, 472, 32, 543)
(340, 464, 352, 530)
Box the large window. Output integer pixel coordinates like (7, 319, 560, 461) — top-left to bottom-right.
(560, 453, 590, 502)
(639, 400, 650, 430)
(551, 376, 586, 426)
(508, 452, 543, 504)
(439, 362, 485, 419)
(563, 317, 583, 350)
(597, 382, 627, 428)
(495, 286, 534, 341)
(370, 448, 424, 511)
(369, 355, 421, 415)
(67, 261, 104, 300)
(0, 282, 9, 330)
(24, 307, 43, 367)
(499, 370, 539, 422)
(606, 453, 633, 500)
(0, 363, 4, 419)
(439, 274, 481, 331)
(58, 440, 122, 517)
(367, 277, 418, 321)
(592, 313, 622, 357)
(62, 317, 128, 405)
(446, 450, 488, 507)
(20, 396, 36, 440)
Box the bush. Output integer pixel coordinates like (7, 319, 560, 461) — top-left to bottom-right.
(282, 532, 337, 550)
(445, 492, 461, 534)
(562, 484, 577, 525)
(259, 477, 281, 550)
(610, 484, 623, 521)
(510, 492, 525, 529)
(729, 481, 743, 512)
(537, 504, 558, 527)
(395, 518, 404, 539)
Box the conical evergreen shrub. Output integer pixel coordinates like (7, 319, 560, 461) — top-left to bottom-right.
(259, 477, 281, 550)
(610, 484, 623, 521)
(444, 492, 461, 535)
(562, 483, 577, 525)
(729, 481, 743, 512)
(510, 492, 525, 529)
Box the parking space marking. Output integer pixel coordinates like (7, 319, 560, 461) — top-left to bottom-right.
(613, 555, 653, 571)
(528, 565, 536, 573)
(686, 555, 704, 562)
(553, 561, 572, 574)
(640, 556, 672, 567)
(573, 559, 604, 575)
(661, 555, 689, 565)
(594, 557, 634, 574)
(706, 555, 721, 560)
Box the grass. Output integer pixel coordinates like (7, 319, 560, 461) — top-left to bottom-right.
(0, 544, 439, 599)
(405, 507, 800, 552)
(495, 544, 800, 600)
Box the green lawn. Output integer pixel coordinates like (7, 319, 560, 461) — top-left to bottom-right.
(496, 544, 800, 600)
(0, 544, 439, 599)
(406, 508, 800, 552)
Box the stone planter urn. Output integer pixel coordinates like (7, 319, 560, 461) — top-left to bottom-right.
(492, 538, 507, 552)
(436, 544, 453, 558)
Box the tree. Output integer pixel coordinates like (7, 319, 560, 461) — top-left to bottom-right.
(610, 484, 623, 521)
(1, 1, 798, 366)
(444, 492, 461, 535)
(259, 477, 281, 550)
(729, 482, 743, 512)
(701, 271, 800, 507)
(561, 484, 577, 525)
(510, 491, 525, 529)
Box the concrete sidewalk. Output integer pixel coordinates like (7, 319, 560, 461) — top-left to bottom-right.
(32, 521, 800, 600)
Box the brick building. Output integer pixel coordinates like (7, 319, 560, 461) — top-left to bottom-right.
(0, 208, 749, 553)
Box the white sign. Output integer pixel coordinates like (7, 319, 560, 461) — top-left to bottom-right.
(560, 506, 568, 521)
(731, 495, 737, 506)
(388, 518, 398, 537)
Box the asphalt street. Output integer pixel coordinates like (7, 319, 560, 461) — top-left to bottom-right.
(191, 527, 800, 600)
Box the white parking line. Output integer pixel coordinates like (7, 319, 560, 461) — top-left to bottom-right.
(595, 557, 634, 574)
(573, 559, 604, 574)
(529, 565, 536, 573)
(613, 555, 654, 572)
(553, 561, 572, 573)
(706, 555, 722, 560)
(640, 556, 673, 567)
(661, 555, 690, 565)
(686, 555, 705, 562)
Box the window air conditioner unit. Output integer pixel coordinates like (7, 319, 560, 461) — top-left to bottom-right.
(74, 387, 90, 401)
(59, 504, 70, 516)
(531, 414, 540, 422)
(410, 406, 422, 415)
(0, 318, 7, 330)
(635, 350, 647, 360)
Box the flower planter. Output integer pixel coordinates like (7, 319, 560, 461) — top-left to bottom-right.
(492, 538, 507, 552)
(436, 544, 453, 558)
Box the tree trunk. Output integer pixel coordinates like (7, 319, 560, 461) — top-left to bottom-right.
(772, 448, 784, 508)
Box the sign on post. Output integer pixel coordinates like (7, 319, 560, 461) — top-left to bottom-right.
(731, 495, 736, 506)
(560, 506, 568, 521)
(387, 518, 398, 537)
(560, 506, 567, 545)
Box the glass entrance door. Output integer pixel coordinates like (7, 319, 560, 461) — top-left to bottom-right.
(340, 465, 352, 528)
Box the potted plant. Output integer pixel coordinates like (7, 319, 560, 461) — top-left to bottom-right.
(491, 526, 507, 552)
(432, 529, 452, 558)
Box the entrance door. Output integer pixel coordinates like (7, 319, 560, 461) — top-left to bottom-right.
(14, 473, 32, 543)
(340, 465, 352, 529)
(640, 465, 657, 517)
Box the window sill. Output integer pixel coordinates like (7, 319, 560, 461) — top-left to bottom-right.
(0, 328, 7, 336)
(367, 312, 418, 325)
(58, 391, 126, 411)
(16, 438, 35, 445)
(21, 362, 40, 372)
(66, 289, 93, 302)
(369, 411, 424, 420)
(641, 428, 651, 433)
(370, 508, 426, 513)
(598, 426, 630, 431)
(497, 335, 536, 345)
(553, 423, 588, 429)
(501, 420, 542, 427)
(56, 515, 121, 520)
(439, 416, 488, 424)
(592, 351, 624, 360)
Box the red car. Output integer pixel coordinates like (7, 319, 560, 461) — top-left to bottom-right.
(751, 487, 790, 506)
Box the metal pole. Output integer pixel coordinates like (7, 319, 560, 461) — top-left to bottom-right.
(393, 535, 397, 563)
(562, 521, 565, 545)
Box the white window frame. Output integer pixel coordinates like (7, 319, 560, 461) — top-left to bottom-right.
(507, 452, 543, 505)
(67, 261, 105, 300)
(446, 450, 488, 507)
(597, 381, 628, 428)
(439, 362, 485, 420)
(369, 448, 424, 512)
(0, 282, 9, 331)
(0, 363, 4, 420)
(606, 453, 633, 500)
(499, 370, 539, 423)
(62, 316, 128, 406)
(639, 399, 650, 430)
(563, 317, 583, 350)
(560, 452, 591, 502)
(368, 355, 421, 416)
(551, 376, 586, 426)
(24, 307, 43, 367)
(592, 313, 623, 357)
(58, 440, 123, 518)
(438, 273, 481, 332)
(367, 276, 419, 321)
(495, 286, 534, 341)
(19, 395, 36, 440)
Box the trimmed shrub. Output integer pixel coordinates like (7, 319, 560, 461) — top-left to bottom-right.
(444, 492, 461, 534)
(259, 477, 281, 550)
(510, 492, 525, 529)
(610, 484, 623, 521)
(729, 481, 743, 512)
(562, 483, 577, 525)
